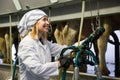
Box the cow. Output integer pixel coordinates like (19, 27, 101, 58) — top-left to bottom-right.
(52, 14, 120, 76)
(0, 27, 19, 64)
(97, 14, 120, 75)
(53, 19, 92, 72)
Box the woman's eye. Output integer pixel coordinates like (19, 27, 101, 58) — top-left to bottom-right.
(43, 18, 48, 21)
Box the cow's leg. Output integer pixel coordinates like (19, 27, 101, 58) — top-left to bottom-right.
(63, 20, 87, 72)
(97, 18, 112, 75)
(62, 20, 79, 46)
(5, 33, 11, 64)
(54, 25, 65, 45)
(0, 37, 7, 63)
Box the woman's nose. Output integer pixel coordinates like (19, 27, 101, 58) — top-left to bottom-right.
(47, 21, 50, 25)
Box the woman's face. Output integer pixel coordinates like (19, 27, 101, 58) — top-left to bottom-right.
(37, 16, 50, 33)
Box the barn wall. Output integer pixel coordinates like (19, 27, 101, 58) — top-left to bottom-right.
(0, 0, 120, 28)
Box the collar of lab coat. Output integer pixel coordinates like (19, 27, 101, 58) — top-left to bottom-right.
(36, 38, 47, 51)
(27, 32, 47, 50)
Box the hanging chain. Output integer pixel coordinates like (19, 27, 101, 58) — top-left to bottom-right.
(89, 0, 95, 32)
(96, 0, 101, 27)
(89, 0, 101, 32)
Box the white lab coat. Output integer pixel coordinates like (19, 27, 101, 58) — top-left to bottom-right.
(18, 33, 70, 80)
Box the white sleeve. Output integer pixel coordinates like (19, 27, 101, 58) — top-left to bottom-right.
(18, 41, 59, 78)
(47, 41, 72, 57)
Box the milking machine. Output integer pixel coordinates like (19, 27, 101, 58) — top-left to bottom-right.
(60, 26, 105, 80)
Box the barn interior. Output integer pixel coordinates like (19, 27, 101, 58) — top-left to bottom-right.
(0, 0, 120, 80)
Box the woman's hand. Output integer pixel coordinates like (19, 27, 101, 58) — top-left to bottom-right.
(58, 56, 72, 69)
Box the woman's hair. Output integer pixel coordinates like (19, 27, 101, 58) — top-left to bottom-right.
(19, 30, 30, 40)
(30, 22, 47, 41)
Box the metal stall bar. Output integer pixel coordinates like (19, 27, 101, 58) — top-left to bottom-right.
(109, 31, 120, 77)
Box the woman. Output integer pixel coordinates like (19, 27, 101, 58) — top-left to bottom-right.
(17, 9, 72, 80)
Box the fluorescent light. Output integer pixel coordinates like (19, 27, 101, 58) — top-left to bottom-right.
(12, 0, 22, 11)
(50, 0, 58, 4)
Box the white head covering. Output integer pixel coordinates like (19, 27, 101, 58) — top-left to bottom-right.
(17, 9, 47, 37)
